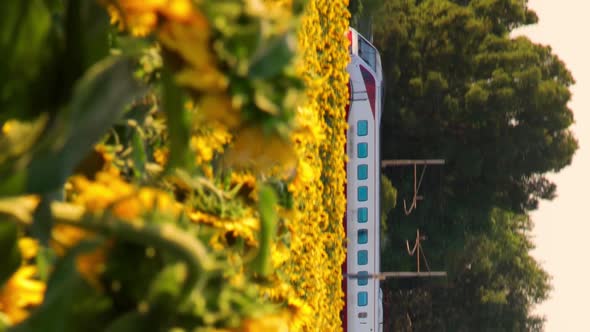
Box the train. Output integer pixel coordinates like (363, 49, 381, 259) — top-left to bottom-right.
(343, 27, 384, 332)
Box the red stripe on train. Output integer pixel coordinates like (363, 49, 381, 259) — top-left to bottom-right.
(359, 65, 376, 118)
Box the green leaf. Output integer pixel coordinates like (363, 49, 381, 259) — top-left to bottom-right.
(10, 241, 112, 332)
(162, 68, 191, 172)
(74, 0, 112, 69)
(113, 35, 155, 58)
(0, 221, 20, 287)
(25, 56, 145, 194)
(59, 0, 111, 86)
(248, 34, 296, 79)
(30, 193, 57, 247)
(0, 116, 47, 166)
(103, 312, 150, 332)
(0, 173, 26, 199)
(0, 116, 47, 197)
(250, 185, 278, 277)
(0, 0, 52, 120)
(147, 262, 187, 311)
(131, 129, 147, 180)
(35, 246, 56, 282)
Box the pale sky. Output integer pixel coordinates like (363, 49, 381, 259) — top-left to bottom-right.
(514, 1, 590, 331)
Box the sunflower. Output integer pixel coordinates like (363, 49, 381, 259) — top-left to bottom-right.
(0, 238, 46, 325)
(238, 312, 290, 332)
(103, 0, 196, 36)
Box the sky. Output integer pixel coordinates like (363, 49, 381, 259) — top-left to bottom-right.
(513, 1, 590, 330)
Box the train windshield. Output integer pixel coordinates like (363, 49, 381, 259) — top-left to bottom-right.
(358, 36, 377, 73)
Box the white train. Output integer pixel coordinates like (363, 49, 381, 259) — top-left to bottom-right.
(343, 27, 384, 332)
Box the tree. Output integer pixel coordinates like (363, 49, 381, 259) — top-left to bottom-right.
(374, 0, 577, 216)
(375, 0, 576, 273)
(380, 175, 397, 261)
(373, 0, 572, 330)
(383, 209, 550, 331)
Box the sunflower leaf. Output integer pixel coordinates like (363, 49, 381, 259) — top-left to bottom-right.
(250, 185, 278, 277)
(0, 221, 20, 287)
(24, 56, 144, 195)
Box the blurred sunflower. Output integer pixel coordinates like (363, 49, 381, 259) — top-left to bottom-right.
(0, 238, 45, 325)
(238, 312, 290, 332)
(225, 127, 297, 173)
(104, 0, 196, 36)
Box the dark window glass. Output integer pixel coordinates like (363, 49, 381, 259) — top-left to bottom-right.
(357, 164, 368, 180)
(358, 229, 368, 244)
(358, 37, 377, 72)
(358, 186, 368, 201)
(357, 120, 368, 136)
(358, 291, 368, 307)
(357, 271, 369, 286)
(358, 250, 368, 265)
(357, 143, 368, 158)
(358, 208, 368, 223)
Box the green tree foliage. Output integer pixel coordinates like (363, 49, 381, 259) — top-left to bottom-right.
(380, 175, 397, 254)
(375, 0, 576, 214)
(384, 210, 550, 331)
(373, 0, 572, 330)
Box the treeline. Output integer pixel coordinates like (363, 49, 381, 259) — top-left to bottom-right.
(365, 0, 577, 330)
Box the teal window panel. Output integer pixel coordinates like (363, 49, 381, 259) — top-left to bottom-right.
(358, 250, 368, 265)
(357, 271, 369, 286)
(358, 186, 368, 201)
(357, 164, 368, 180)
(357, 120, 368, 136)
(358, 291, 368, 307)
(358, 208, 368, 223)
(358, 229, 368, 244)
(357, 143, 368, 158)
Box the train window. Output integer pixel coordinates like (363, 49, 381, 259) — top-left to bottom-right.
(358, 291, 368, 307)
(358, 229, 368, 244)
(358, 37, 377, 72)
(357, 186, 368, 201)
(357, 143, 368, 158)
(358, 208, 368, 223)
(357, 164, 368, 180)
(357, 271, 369, 286)
(358, 250, 368, 265)
(357, 120, 368, 136)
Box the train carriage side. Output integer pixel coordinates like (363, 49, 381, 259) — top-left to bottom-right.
(344, 28, 384, 332)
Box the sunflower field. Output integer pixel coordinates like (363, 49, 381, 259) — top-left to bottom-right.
(0, 0, 350, 331)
